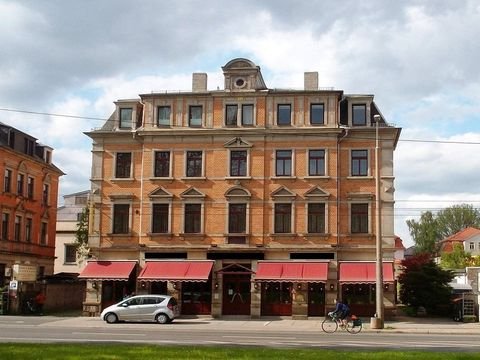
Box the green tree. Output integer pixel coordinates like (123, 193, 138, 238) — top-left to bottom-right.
(406, 211, 439, 254)
(440, 243, 469, 269)
(398, 253, 453, 315)
(436, 204, 480, 239)
(406, 204, 480, 255)
(75, 207, 90, 263)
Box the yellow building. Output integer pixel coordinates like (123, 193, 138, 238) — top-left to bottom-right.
(81, 59, 401, 319)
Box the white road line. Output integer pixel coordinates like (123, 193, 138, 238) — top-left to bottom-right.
(71, 332, 146, 337)
(222, 335, 292, 340)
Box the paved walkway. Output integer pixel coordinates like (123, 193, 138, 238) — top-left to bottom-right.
(38, 315, 480, 335)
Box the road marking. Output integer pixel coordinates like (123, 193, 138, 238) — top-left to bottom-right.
(222, 335, 292, 340)
(71, 332, 146, 337)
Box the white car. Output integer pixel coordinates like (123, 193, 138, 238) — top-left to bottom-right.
(100, 295, 179, 324)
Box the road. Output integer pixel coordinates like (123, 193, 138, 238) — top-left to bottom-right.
(0, 316, 478, 352)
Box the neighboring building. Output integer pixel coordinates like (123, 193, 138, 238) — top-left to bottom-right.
(0, 122, 63, 313)
(394, 236, 405, 263)
(81, 58, 401, 318)
(439, 227, 480, 256)
(54, 190, 90, 275)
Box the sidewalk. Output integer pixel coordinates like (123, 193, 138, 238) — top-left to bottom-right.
(40, 315, 480, 335)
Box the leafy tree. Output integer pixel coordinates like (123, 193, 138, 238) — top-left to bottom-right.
(435, 204, 480, 240)
(441, 243, 469, 269)
(406, 204, 480, 255)
(75, 207, 90, 263)
(398, 253, 453, 315)
(406, 211, 439, 254)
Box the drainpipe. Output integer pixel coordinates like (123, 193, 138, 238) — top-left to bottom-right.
(336, 126, 349, 248)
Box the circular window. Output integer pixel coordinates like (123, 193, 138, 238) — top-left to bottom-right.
(235, 78, 246, 88)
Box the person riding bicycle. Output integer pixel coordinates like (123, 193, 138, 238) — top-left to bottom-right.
(331, 299, 350, 327)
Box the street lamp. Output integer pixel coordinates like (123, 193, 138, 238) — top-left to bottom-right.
(373, 114, 384, 329)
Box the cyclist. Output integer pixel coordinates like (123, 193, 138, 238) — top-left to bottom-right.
(332, 299, 350, 327)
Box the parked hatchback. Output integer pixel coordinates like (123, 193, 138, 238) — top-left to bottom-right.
(100, 295, 179, 324)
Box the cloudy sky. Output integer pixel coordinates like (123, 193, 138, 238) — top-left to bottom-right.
(2, 0, 480, 247)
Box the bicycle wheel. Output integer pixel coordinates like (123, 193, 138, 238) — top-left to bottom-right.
(321, 318, 338, 333)
(346, 319, 362, 334)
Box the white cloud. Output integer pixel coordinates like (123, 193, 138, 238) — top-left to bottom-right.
(2, 0, 480, 246)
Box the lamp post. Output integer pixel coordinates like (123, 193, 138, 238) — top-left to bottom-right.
(373, 114, 384, 329)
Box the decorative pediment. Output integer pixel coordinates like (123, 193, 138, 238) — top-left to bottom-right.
(180, 187, 205, 198)
(304, 186, 330, 198)
(225, 186, 251, 199)
(271, 186, 296, 199)
(149, 187, 173, 199)
(17, 161, 28, 172)
(224, 137, 252, 148)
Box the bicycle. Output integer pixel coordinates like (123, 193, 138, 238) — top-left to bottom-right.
(321, 311, 362, 334)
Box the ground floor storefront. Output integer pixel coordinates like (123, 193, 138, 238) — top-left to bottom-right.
(79, 259, 396, 319)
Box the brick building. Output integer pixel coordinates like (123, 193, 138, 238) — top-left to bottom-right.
(81, 58, 401, 319)
(0, 122, 63, 313)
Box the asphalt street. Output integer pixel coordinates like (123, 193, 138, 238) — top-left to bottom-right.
(0, 315, 479, 351)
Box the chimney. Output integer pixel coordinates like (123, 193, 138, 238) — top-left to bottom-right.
(304, 72, 318, 90)
(192, 73, 207, 92)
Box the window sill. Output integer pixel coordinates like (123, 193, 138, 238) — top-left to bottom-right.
(225, 176, 252, 180)
(149, 177, 174, 181)
(107, 233, 132, 237)
(269, 233, 297, 238)
(348, 233, 373, 238)
(110, 178, 135, 182)
(347, 176, 373, 180)
(179, 233, 205, 239)
(304, 175, 329, 179)
(303, 233, 330, 238)
(148, 232, 173, 238)
(180, 176, 206, 180)
(271, 176, 297, 180)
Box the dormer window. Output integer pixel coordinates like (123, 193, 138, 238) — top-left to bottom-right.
(352, 104, 367, 126)
(45, 150, 51, 164)
(119, 108, 133, 129)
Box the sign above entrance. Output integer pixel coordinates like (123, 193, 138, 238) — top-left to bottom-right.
(12, 264, 37, 282)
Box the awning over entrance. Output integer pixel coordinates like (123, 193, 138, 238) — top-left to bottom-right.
(339, 262, 394, 283)
(78, 261, 136, 281)
(138, 260, 214, 282)
(254, 261, 329, 282)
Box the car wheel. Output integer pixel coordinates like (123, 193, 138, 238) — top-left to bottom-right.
(156, 313, 169, 324)
(105, 313, 118, 324)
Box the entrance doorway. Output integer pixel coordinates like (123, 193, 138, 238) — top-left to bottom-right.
(222, 274, 251, 315)
(307, 282, 325, 316)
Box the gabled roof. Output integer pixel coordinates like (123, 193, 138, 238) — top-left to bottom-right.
(441, 227, 480, 243)
(439, 227, 480, 253)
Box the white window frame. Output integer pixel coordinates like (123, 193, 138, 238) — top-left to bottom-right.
(305, 201, 328, 234)
(184, 150, 205, 179)
(227, 148, 250, 178)
(306, 148, 328, 177)
(272, 201, 295, 234)
(113, 151, 133, 179)
(273, 149, 295, 178)
(110, 201, 132, 235)
(182, 201, 205, 234)
(224, 100, 256, 127)
(152, 149, 173, 179)
(348, 201, 372, 234)
(156, 104, 173, 127)
(150, 201, 172, 234)
(349, 148, 371, 177)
